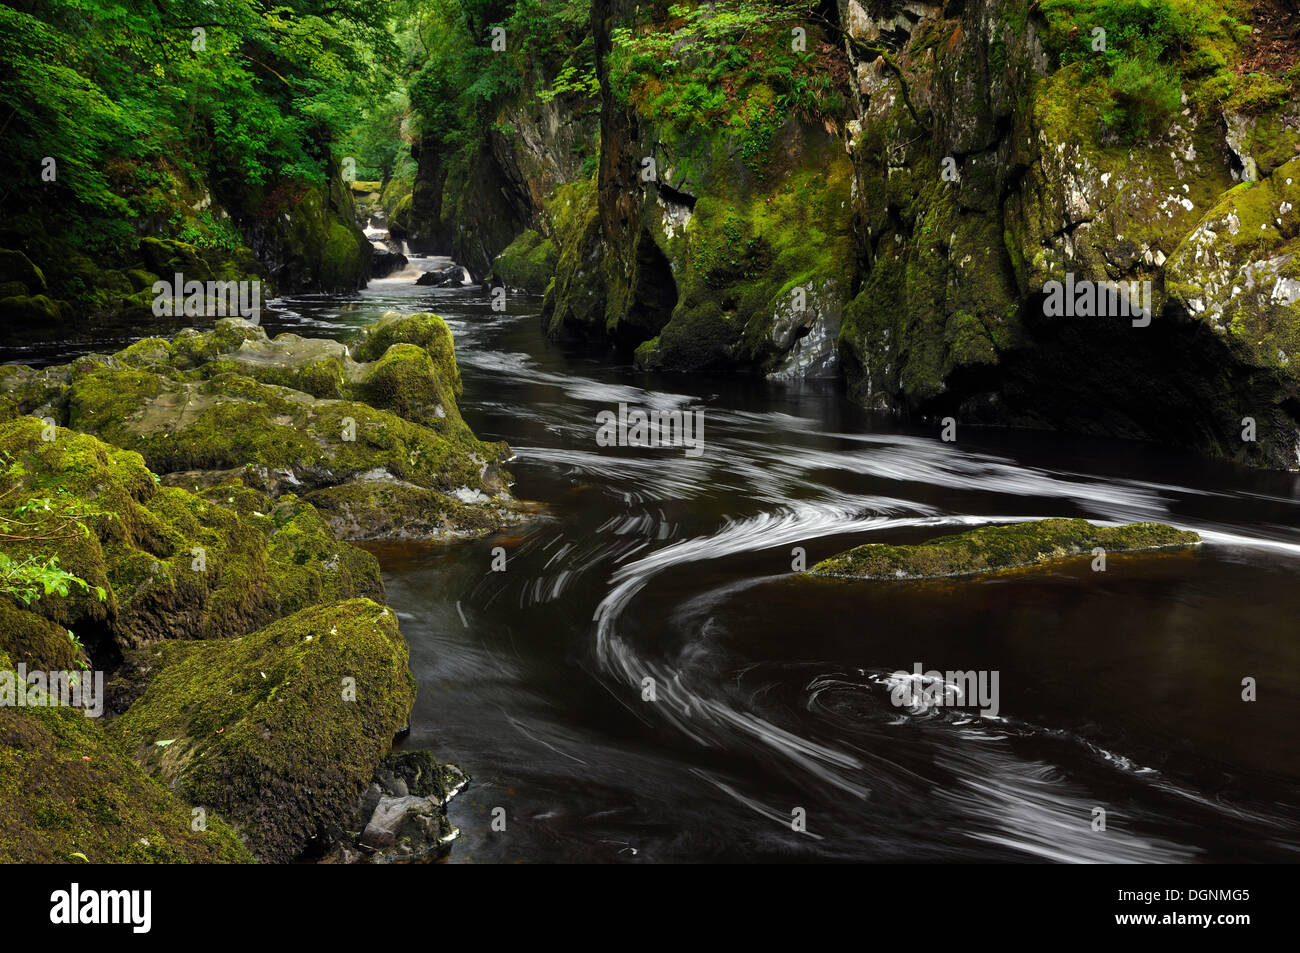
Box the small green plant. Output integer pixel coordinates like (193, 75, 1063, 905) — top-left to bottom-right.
(1102, 54, 1184, 139)
(0, 453, 111, 611)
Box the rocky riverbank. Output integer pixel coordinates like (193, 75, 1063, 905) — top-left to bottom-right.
(389, 0, 1300, 469)
(0, 312, 521, 863)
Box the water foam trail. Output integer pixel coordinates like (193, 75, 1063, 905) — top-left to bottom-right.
(576, 423, 1300, 858)
(431, 314, 1300, 860)
(591, 508, 1045, 800)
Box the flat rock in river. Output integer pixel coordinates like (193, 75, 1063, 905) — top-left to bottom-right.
(807, 519, 1201, 581)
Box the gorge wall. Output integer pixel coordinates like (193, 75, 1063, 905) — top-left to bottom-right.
(404, 0, 1300, 468)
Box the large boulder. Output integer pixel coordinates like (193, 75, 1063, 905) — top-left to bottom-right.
(111, 599, 416, 863)
(3, 313, 521, 540)
(0, 646, 254, 863)
(0, 417, 383, 655)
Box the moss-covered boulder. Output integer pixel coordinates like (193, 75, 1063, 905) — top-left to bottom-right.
(301, 477, 522, 541)
(808, 519, 1201, 580)
(111, 599, 415, 863)
(0, 417, 383, 653)
(0, 601, 84, 671)
(235, 163, 371, 294)
(0, 249, 47, 293)
(32, 315, 517, 540)
(491, 228, 558, 292)
(0, 648, 252, 863)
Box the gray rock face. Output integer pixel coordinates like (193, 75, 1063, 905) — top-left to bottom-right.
(326, 751, 469, 864)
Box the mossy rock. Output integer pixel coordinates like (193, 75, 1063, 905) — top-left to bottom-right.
(0, 417, 382, 652)
(352, 343, 463, 429)
(348, 312, 463, 395)
(66, 367, 503, 496)
(0, 649, 252, 863)
(0, 364, 70, 423)
(205, 331, 351, 399)
(0, 294, 63, 323)
(0, 249, 47, 293)
(1166, 157, 1300, 381)
(12, 313, 518, 542)
(139, 238, 213, 284)
(111, 599, 415, 863)
(807, 519, 1201, 580)
(0, 601, 81, 671)
(303, 478, 519, 541)
(491, 229, 557, 292)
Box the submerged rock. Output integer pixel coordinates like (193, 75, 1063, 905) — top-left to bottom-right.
(807, 519, 1201, 580)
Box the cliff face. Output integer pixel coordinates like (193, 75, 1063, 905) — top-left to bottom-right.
(400, 64, 600, 277)
(837, 0, 1300, 468)
(540, 0, 858, 376)
(414, 0, 1300, 468)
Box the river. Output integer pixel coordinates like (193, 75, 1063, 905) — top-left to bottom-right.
(6, 257, 1299, 862)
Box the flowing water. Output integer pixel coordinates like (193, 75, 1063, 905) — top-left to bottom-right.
(7, 257, 1300, 863)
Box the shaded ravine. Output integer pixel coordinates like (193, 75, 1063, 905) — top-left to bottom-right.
(268, 271, 1300, 864)
(6, 263, 1299, 862)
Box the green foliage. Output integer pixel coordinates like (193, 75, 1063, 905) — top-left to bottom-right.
(0, 0, 399, 257)
(0, 453, 110, 609)
(608, 1, 838, 170)
(407, 0, 596, 157)
(1102, 54, 1185, 139)
(1037, 0, 1284, 137)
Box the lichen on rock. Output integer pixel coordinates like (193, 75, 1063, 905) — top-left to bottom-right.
(808, 518, 1201, 580)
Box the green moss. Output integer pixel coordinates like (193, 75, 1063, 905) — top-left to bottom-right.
(0, 648, 252, 864)
(1165, 156, 1300, 381)
(348, 313, 463, 396)
(353, 343, 463, 429)
(0, 294, 62, 323)
(320, 221, 364, 290)
(0, 249, 47, 293)
(111, 599, 415, 862)
(303, 479, 516, 541)
(808, 519, 1201, 580)
(0, 601, 79, 671)
(139, 237, 212, 283)
(492, 229, 557, 292)
(540, 180, 606, 339)
(630, 118, 855, 372)
(0, 417, 382, 652)
(22, 312, 514, 544)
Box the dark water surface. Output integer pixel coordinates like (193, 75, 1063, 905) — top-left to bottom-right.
(9, 261, 1300, 862)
